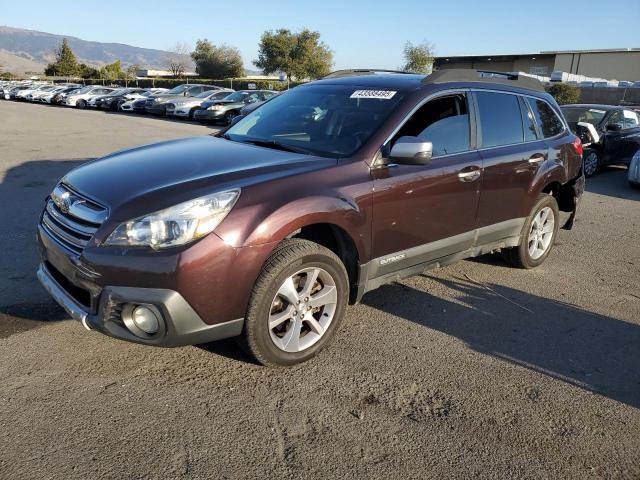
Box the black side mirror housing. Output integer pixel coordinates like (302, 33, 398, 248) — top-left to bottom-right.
(606, 123, 622, 132)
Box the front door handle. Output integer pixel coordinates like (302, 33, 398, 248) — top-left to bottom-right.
(458, 168, 481, 182)
(528, 153, 546, 164)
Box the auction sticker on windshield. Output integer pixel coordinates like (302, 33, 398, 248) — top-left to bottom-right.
(350, 90, 397, 100)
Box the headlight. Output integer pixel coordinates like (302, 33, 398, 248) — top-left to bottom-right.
(104, 189, 240, 249)
(207, 105, 222, 111)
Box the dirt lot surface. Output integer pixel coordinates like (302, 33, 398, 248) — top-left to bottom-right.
(1, 101, 639, 480)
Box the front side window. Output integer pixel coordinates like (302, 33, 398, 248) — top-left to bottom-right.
(226, 85, 405, 158)
(607, 111, 624, 130)
(476, 91, 524, 148)
(392, 94, 470, 157)
(527, 98, 564, 138)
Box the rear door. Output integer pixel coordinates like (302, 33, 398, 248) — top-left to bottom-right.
(473, 90, 549, 242)
(601, 110, 626, 163)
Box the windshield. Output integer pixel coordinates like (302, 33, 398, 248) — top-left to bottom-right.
(167, 85, 190, 94)
(562, 107, 607, 128)
(71, 86, 92, 94)
(225, 85, 406, 157)
(223, 91, 251, 102)
(195, 90, 215, 99)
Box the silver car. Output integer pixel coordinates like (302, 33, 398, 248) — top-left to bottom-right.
(629, 149, 640, 188)
(165, 89, 234, 119)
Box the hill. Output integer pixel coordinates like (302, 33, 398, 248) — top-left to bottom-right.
(0, 26, 191, 73)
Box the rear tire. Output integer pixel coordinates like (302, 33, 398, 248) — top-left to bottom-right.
(237, 239, 349, 367)
(77, 99, 86, 109)
(583, 149, 599, 178)
(502, 194, 560, 269)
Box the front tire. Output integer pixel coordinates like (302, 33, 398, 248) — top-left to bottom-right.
(583, 149, 599, 178)
(238, 239, 349, 366)
(76, 99, 86, 109)
(224, 110, 238, 125)
(502, 194, 560, 269)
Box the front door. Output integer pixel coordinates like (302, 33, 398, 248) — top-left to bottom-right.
(371, 92, 481, 276)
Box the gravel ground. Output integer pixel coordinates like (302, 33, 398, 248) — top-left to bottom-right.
(1, 101, 639, 480)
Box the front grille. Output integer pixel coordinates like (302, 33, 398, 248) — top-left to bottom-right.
(145, 99, 155, 107)
(40, 184, 108, 255)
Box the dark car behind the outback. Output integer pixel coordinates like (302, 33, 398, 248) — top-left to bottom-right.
(37, 69, 584, 366)
(561, 104, 640, 177)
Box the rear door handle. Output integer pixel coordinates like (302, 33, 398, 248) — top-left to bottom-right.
(458, 168, 481, 182)
(528, 153, 546, 164)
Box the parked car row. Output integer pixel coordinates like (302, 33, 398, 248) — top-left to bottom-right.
(1, 80, 278, 126)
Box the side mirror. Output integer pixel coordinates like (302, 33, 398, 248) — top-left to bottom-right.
(388, 136, 433, 165)
(606, 123, 622, 132)
(184, 91, 190, 97)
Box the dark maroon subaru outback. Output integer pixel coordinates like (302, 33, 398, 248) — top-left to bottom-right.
(37, 69, 585, 366)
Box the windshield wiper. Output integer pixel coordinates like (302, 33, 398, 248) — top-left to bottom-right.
(239, 138, 311, 155)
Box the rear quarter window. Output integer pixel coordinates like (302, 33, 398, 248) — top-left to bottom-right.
(527, 98, 564, 138)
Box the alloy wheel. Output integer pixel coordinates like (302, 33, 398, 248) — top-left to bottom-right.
(268, 267, 338, 353)
(528, 207, 555, 260)
(583, 151, 598, 177)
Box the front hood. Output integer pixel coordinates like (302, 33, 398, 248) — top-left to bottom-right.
(63, 136, 335, 221)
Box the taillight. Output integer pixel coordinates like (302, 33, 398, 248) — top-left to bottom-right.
(572, 136, 583, 156)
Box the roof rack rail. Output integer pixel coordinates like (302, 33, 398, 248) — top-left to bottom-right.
(424, 69, 545, 92)
(323, 69, 414, 79)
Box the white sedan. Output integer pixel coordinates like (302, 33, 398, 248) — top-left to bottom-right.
(64, 86, 116, 108)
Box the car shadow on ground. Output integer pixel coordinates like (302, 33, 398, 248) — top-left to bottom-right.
(362, 274, 640, 409)
(0, 159, 89, 335)
(586, 166, 640, 201)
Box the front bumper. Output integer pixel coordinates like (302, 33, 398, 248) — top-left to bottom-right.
(194, 109, 226, 121)
(145, 103, 167, 115)
(37, 262, 244, 347)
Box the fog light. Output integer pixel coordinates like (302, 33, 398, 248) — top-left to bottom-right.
(131, 306, 160, 334)
(122, 303, 161, 337)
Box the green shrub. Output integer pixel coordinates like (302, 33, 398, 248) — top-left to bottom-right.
(547, 83, 580, 105)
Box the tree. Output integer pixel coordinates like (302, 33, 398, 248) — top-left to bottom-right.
(165, 42, 191, 78)
(190, 39, 245, 79)
(547, 83, 580, 105)
(98, 60, 125, 81)
(125, 64, 140, 86)
(79, 63, 99, 79)
(254, 29, 333, 80)
(45, 38, 81, 77)
(402, 41, 435, 74)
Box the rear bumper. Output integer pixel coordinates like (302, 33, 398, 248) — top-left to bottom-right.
(37, 262, 244, 347)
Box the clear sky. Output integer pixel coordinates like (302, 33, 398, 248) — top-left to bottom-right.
(3, 0, 639, 69)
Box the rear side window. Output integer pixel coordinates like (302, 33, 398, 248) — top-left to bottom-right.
(527, 98, 564, 138)
(520, 97, 539, 141)
(476, 92, 524, 148)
